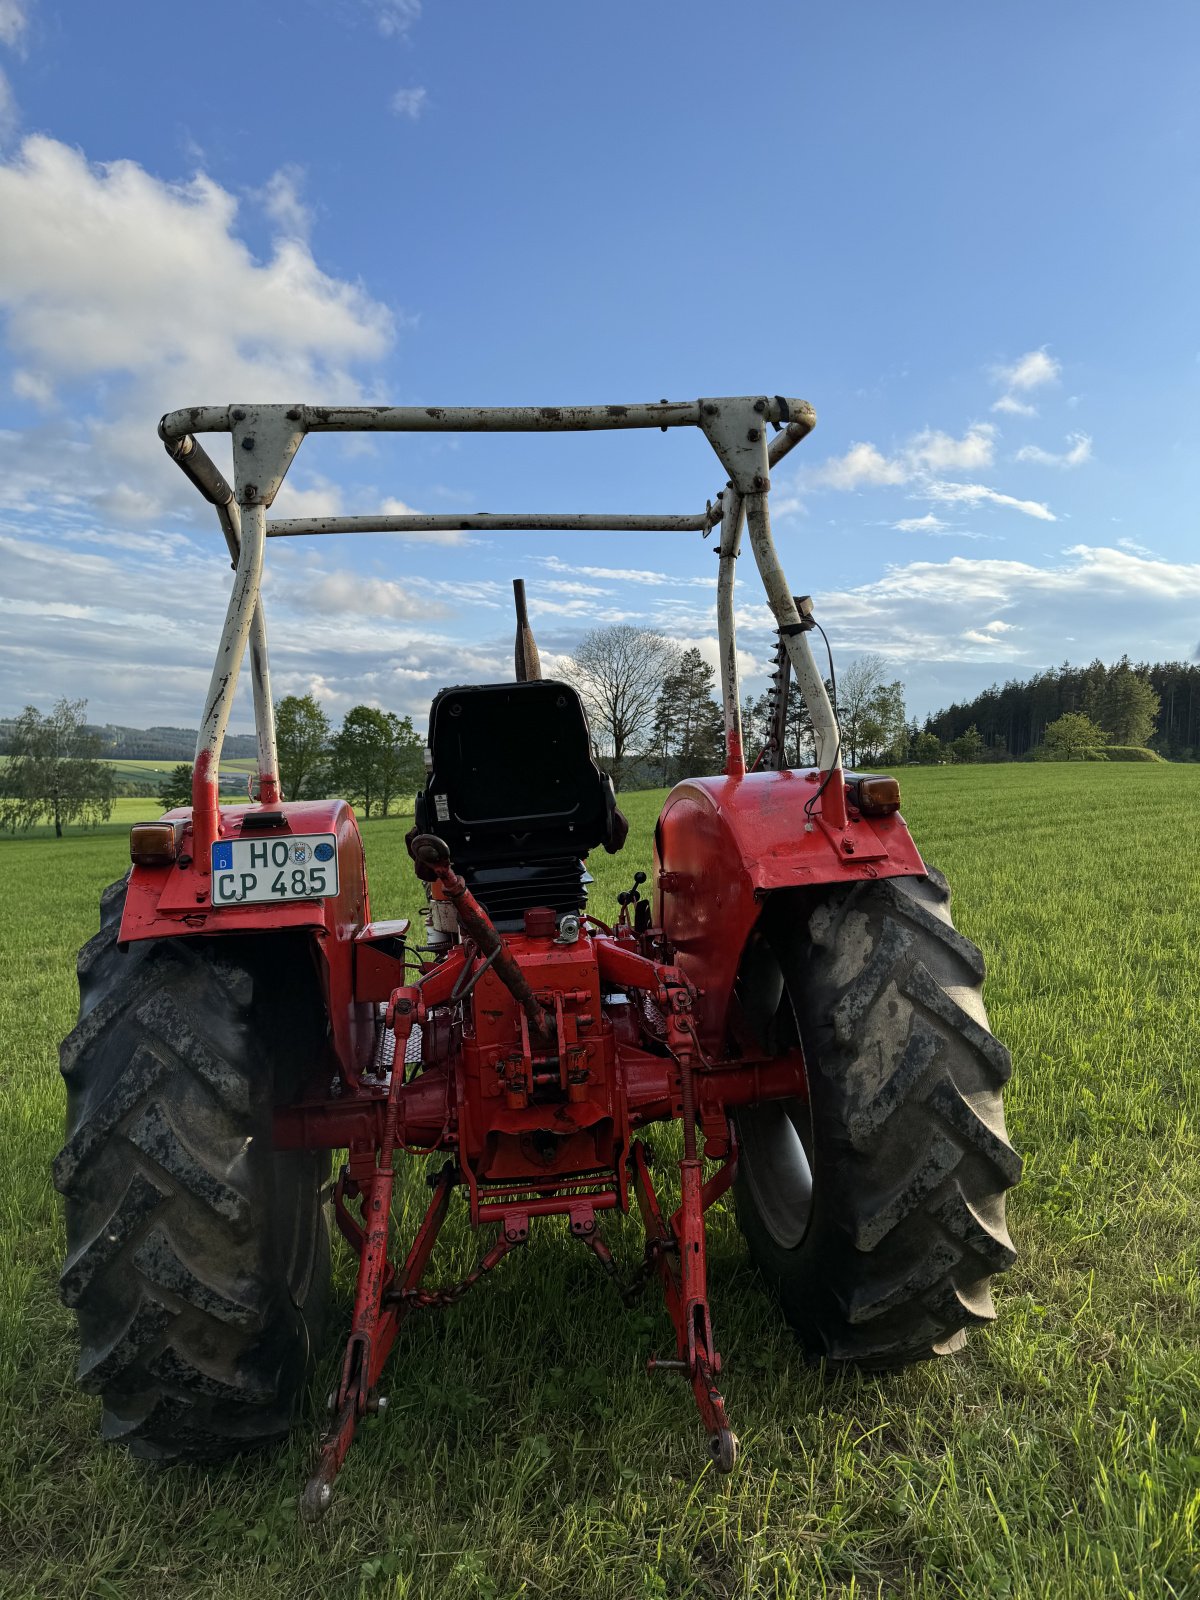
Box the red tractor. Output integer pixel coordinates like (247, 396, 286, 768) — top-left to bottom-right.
(54, 398, 1020, 1518)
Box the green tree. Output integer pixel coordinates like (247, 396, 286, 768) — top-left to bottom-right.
(1043, 711, 1108, 760)
(651, 648, 724, 782)
(0, 698, 114, 837)
(948, 724, 985, 764)
(1094, 661, 1160, 747)
(274, 693, 331, 800)
(838, 655, 907, 767)
(376, 712, 423, 816)
(329, 706, 422, 819)
(158, 762, 194, 810)
(913, 730, 945, 764)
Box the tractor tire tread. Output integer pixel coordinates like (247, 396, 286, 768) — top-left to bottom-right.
(56, 879, 328, 1461)
(736, 868, 1019, 1368)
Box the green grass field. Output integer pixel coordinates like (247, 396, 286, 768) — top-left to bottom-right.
(99, 758, 259, 788)
(1, 765, 1197, 1599)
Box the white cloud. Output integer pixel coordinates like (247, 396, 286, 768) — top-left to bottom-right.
(962, 619, 1017, 645)
(992, 348, 1061, 392)
(0, 0, 27, 51)
(815, 425, 995, 491)
(390, 86, 428, 120)
(369, 0, 421, 37)
(908, 422, 995, 473)
(272, 477, 344, 519)
(0, 136, 394, 517)
(894, 514, 947, 533)
(536, 554, 711, 588)
(809, 545, 1200, 685)
(271, 563, 447, 622)
(1015, 431, 1092, 469)
(11, 365, 50, 404)
(809, 421, 1057, 524)
(256, 164, 312, 241)
(0, 64, 16, 144)
(812, 441, 908, 490)
(990, 348, 1061, 419)
(991, 394, 1038, 417)
(923, 480, 1056, 521)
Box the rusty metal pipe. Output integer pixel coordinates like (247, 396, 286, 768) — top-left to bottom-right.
(163, 397, 812, 441)
(267, 511, 719, 537)
(410, 835, 554, 1043)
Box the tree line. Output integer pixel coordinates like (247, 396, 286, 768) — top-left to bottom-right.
(159, 696, 424, 818)
(568, 626, 910, 787)
(922, 657, 1179, 760)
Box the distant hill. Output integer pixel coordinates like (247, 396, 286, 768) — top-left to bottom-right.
(0, 720, 259, 760)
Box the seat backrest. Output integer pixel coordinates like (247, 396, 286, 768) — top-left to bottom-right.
(416, 680, 613, 866)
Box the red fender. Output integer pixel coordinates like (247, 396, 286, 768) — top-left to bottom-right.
(652, 770, 925, 1047)
(119, 799, 374, 1076)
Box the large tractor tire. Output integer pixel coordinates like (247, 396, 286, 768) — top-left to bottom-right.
(53, 878, 331, 1461)
(733, 868, 1020, 1366)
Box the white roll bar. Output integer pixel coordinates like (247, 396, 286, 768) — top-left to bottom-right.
(158, 397, 840, 860)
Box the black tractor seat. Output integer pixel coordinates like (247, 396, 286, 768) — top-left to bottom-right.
(412, 680, 626, 928)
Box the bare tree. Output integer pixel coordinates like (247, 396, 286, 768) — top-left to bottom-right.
(837, 653, 906, 767)
(569, 625, 678, 790)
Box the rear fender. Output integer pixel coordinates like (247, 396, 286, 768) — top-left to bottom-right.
(652, 771, 925, 1047)
(119, 799, 374, 1076)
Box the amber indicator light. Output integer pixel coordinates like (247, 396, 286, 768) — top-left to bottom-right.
(856, 777, 901, 816)
(129, 822, 181, 866)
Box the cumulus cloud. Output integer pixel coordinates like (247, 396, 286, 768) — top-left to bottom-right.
(991, 393, 1038, 417)
(1015, 431, 1093, 469)
(814, 424, 996, 490)
(808, 422, 1055, 523)
(805, 544, 1200, 693)
(907, 423, 995, 473)
(0, 136, 394, 517)
(391, 86, 428, 120)
(990, 347, 1060, 417)
(811, 441, 908, 490)
(992, 348, 1061, 392)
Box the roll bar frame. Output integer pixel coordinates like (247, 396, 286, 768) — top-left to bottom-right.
(158, 396, 842, 863)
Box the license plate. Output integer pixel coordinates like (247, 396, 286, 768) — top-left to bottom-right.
(210, 833, 339, 906)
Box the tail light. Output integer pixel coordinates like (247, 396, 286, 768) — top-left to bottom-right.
(130, 821, 184, 865)
(854, 777, 901, 817)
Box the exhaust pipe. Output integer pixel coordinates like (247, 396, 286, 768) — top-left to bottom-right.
(513, 578, 542, 682)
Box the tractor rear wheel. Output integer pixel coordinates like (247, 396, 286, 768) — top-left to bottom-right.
(53, 878, 331, 1461)
(733, 868, 1020, 1366)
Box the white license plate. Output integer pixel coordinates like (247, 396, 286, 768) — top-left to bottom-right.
(210, 833, 339, 906)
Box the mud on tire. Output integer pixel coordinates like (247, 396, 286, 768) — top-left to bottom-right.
(53, 878, 331, 1461)
(733, 868, 1021, 1366)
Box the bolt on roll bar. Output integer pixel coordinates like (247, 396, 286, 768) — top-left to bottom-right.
(158, 396, 841, 863)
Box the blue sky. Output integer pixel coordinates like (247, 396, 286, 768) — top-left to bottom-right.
(1, 0, 1198, 734)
